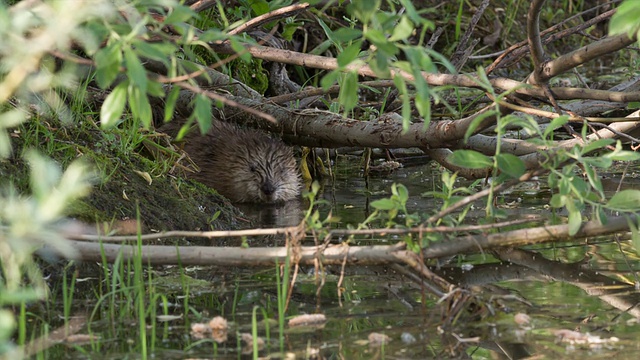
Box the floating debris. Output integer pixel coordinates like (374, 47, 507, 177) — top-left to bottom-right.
(554, 329, 619, 346)
(288, 314, 327, 327)
(190, 323, 210, 340)
(64, 334, 99, 345)
(189, 316, 229, 343)
(401, 332, 417, 344)
(208, 316, 228, 343)
(156, 314, 182, 322)
(514, 313, 531, 326)
(240, 333, 265, 355)
(368, 332, 391, 346)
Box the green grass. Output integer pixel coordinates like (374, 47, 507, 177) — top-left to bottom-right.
(276, 250, 291, 353)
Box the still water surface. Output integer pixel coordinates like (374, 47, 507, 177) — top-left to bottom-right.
(41, 157, 640, 359)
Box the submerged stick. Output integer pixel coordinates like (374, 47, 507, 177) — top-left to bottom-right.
(49, 242, 408, 266)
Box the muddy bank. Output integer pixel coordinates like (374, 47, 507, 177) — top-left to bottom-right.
(3, 119, 246, 236)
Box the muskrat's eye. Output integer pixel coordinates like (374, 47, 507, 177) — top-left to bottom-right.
(249, 164, 257, 173)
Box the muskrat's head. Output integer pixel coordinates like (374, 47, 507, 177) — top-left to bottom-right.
(222, 137, 301, 204)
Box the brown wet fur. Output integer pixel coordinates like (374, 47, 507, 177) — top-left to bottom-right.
(161, 120, 301, 203)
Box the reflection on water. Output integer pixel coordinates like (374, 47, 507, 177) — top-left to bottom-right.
(40, 158, 640, 359)
(233, 157, 640, 358)
(235, 199, 306, 228)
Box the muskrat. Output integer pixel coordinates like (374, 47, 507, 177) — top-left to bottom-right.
(161, 120, 301, 203)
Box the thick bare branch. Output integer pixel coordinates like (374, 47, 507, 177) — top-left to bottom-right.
(541, 33, 636, 82)
(423, 215, 636, 258)
(527, 0, 546, 86)
(40, 216, 637, 267)
(209, 42, 640, 103)
(45, 241, 408, 266)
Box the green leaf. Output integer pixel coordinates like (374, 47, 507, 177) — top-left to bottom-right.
(128, 85, 152, 128)
(496, 153, 525, 179)
(0, 287, 43, 303)
(606, 149, 640, 162)
(25, 150, 61, 200)
(464, 109, 498, 141)
(565, 200, 582, 236)
(607, 189, 640, 211)
(351, 0, 381, 24)
(543, 115, 569, 139)
(100, 81, 128, 129)
(425, 48, 457, 74)
(548, 171, 558, 188)
(146, 81, 165, 98)
(164, 5, 196, 24)
(404, 47, 436, 72)
(405, 51, 430, 90)
(609, 0, 640, 37)
(249, 0, 269, 16)
(0, 131, 11, 158)
(94, 42, 122, 89)
(581, 138, 614, 154)
(175, 118, 194, 141)
(583, 164, 604, 197)
(197, 29, 227, 43)
(371, 198, 397, 210)
(333, 27, 363, 42)
(282, 22, 301, 41)
(320, 70, 340, 89)
(132, 40, 175, 66)
(0, 109, 26, 129)
(388, 16, 414, 42)
(596, 206, 607, 225)
(549, 193, 564, 208)
(414, 90, 430, 126)
(399, 0, 429, 25)
(317, 18, 340, 50)
(164, 86, 181, 122)
(370, 51, 391, 78)
(393, 75, 412, 130)
(124, 47, 148, 94)
(581, 156, 612, 169)
(630, 215, 640, 255)
(365, 29, 398, 56)
(337, 41, 362, 67)
(194, 95, 212, 134)
(229, 38, 251, 62)
(394, 183, 409, 203)
(448, 150, 492, 169)
(339, 71, 358, 114)
(569, 176, 589, 196)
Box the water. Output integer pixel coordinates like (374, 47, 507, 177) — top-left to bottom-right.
(32, 156, 640, 359)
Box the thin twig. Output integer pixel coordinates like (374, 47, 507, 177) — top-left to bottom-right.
(67, 216, 543, 243)
(424, 168, 545, 225)
(228, 3, 310, 36)
(175, 81, 277, 122)
(486, 5, 619, 73)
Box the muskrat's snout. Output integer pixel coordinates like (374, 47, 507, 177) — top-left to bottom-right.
(261, 182, 276, 197)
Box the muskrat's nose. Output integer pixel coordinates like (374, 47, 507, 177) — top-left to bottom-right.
(261, 182, 276, 196)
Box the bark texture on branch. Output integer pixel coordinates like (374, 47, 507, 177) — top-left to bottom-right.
(43, 216, 635, 267)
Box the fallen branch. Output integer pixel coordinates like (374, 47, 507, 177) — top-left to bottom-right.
(44, 215, 636, 266)
(49, 241, 408, 266)
(209, 38, 640, 103)
(67, 217, 541, 243)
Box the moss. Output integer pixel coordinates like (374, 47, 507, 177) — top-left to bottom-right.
(232, 58, 269, 95)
